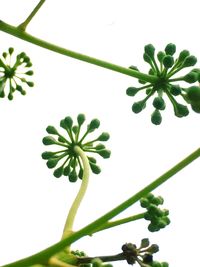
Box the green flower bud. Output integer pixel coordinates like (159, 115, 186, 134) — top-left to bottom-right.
(147, 244, 159, 253)
(191, 101, 200, 113)
(47, 157, 60, 168)
(69, 170, 78, 182)
(144, 44, 155, 59)
(178, 50, 190, 62)
(183, 72, 199, 83)
(88, 119, 100, 132)
(54, 166, 64, 178)
(140, 238, 150, 248)
(46, 126, 59, 135)
(163, 55, 174, 68)
(42, 151, 55, 159)
(2, 52, 7, 58)
(90, 162, 101, 174)
(63, 165, 71, 176)
(174, 103, 189, 117)
(152, 261, 162, 267)
(161, 262, 169, 267)
(148, 223, 159, 232)
(146, 193, 154, 201)
(157, 219, 167, 228)
(64, 116, 73, 129)
(95, 144, 105, 150)
(140, 198, 149, 208)
(77, 114, 86, 126)
(8, 47, 14, 55)
(157, 51, 165, 63)
(78, 168, 83, 179)
(182, 55, 197, 67)
(98, 149, 111, 158)
(42, 136, 57, 145)
(25, 70, 34, 76)
(58, 136, 66, 143)
(151, 196, 164, 205)
(186, 86, 200, 102)
(88, 157, 97, 163)
(92, 258, 102, 267)
(151, 109, 162, 125)
(165, 43, 176, 55)
(169, 84, 181, 96)
(132, 100, 146, 113)
(26, 81, 34, 87)
(153, 97, 165, 110)
(126, 87, 141, 96)
(72, 125, 78, 134)
(8, 93, 13, 100)
(97, 132, 110, 141)
(143, 53, 152, 64)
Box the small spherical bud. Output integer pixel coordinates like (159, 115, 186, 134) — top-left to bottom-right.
(98, 149, 111, 158)
(90, 162, 101, 174)
(98, 132, 110, 141)
(182, 55, 197, 67)
(88, 119, 100, 132)
(53, 166, 64, 178)
(183, 72, 198, 83)
(42, 136, 57, 145)
(140, 198, 149, 208)
(77, 114, 86, 126)
(151, 109, 162, 125)
(153, 97, 165, 110)
(26, 81, 34, 87)
(178, 50, 190, 62)
(165, 43, 176, 55)
(8, 47, 14, 55)
(72, 125, 78, 134)
(151, 196, 164, 205)
(186, 86, 200, 102)
(144, 44, 155, 58)
(2, 52, 7, 58)
(143, 254, 153, 264)
(163, 55, 174, 68)
(157, 51, 165, 63)
(95, 144, 105, 150)
(147, 244, 159, 254)
(191, 101, 200, 113)
(25, 70, 34, 76)
(41, 151, 55, 159)
(47, 158, 60, 168)
(152, 261, 162, 267)
(148, 223, 159, 232)
(126, 87, 140, 96)
(64, 116, 73, 129)
(92, 258, 102, 267)
(69, 170, 78, 182)
(88, 157, 97, 163)
(63, 165, 71, 176)
(143, 53, 152, 64)
(170, 84, 181, 96)
(175, 103, 189, 117)
(146, 193, 154, 201)
(132, 101, 146, 113)
(46, 126, 59, 135)
(140, 238, 150, 248)
(8, 93, 13, 100)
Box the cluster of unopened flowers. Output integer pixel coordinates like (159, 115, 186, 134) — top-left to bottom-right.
(0, 47, 34, 99)
(42, 114, 111, 182)
(126, 43, 200, 124)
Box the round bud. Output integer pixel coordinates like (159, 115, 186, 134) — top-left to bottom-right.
(151, 196, 164, 206)
(143, 254, 153, 264)
(148, 223, 159, 232)
(90, 162, 101, 174)
(157, 219, 167, 229)
(153, 97, 165, 110)
(170, 84, 181, 96)
(178, 50, 190, 62)
(147, 244, 159, 254)
(165, 43, 176, 55)
(183, 72, 198, 83)
(126, 87, 140, 96)
(27, 81, 34, 87)
(98, 149, 111, 158)
(144, 44, 155, 58)
(143, 53, 152, 64)
(72, 125, 78, 134)
(182, 55, 197, 67)
(98, 132, 110, 141)
(42, 136, 57, 145)
(64, 116, 73, 129)
(69, 170, 78, 182)
(140, 238, 150, 248)
(58, 136, 66, 143)
(46, 126, 59, 135)
(140, 198, 149, 208)
(25, 70, 34, 76)
(41, 151, 55, 159)
(175, 103, 189, 117)
(163, 55, 174, 68)
(92, 258, 102, 267)
(23, 56, 30, 63)
(148, 204, 158, 214)
(8, 93, 13, 100)
(132, 101, 146, 113)
(47, 157, 60, 169)
(191, 101, 200, 113)
(8, 47, 14, 55)
(88, 157, 97, 163)
(77, 114, 86, 126)
(95, 144, 106, 150)
(151, 109, 162, 125)
(2, 52, 7, 58)
(146, 193, 154, 201)
(88, 119, 100, 132)
(152, 261, 162, 267)
(186, 86, 200, 102)
(157, 51, 165, 63)
(54, 166, 64, 178)
(163, 217, 171, 225)
(63, 165, 71, 176)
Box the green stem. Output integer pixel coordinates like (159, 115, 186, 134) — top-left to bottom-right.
(91, 213, 145, 234)
(18, 0, 46, 31)
(0, 21, 157, 84)
(61, 146, 90, 240)
(1, 147, 200, 267)
(77, 253, 126, 264)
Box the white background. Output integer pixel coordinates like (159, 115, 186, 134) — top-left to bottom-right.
(0, 0, 200, 266)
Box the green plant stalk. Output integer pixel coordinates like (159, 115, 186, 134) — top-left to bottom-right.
(18, 0, 46, 31)
(0, 20, 157, 84)
(91, 213, 145, 234)
(61, 146, 90, 241)
(1, 147, 200, 267)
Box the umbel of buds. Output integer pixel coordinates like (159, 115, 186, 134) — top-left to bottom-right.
(0, 47, 34, 100)
(140, 193, 170, 232)
(42, 114, 111, 182)
(126, 43, 200, 125)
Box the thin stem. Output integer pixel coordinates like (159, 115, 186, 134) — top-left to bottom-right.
(18, 0, 46, 31)
(0, 21, 157, 84)
(61, 146, 90, 240)
(77, 253, 126, 264)
(1, 147, 200, 267)
(91, 213, 145, 234)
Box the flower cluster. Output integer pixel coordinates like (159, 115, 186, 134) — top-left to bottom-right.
(42, 114, 111, 182)
(140, 193, 170, 232)
(126, 43, 200, 124)
(0, 47, 34, 100)
(122, 238, 167, 267)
